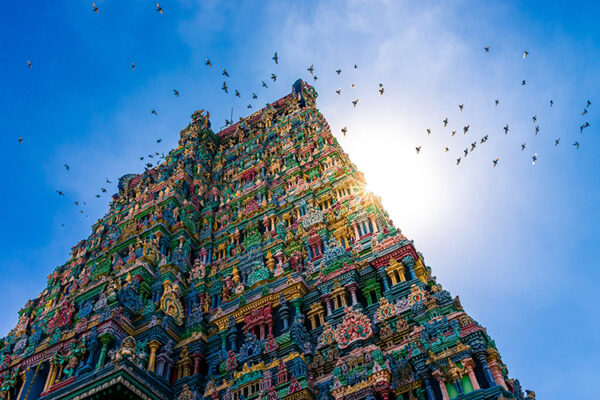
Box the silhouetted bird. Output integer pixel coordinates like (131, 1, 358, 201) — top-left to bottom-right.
(222, 68, 229, 77)
(426, 129, 431, 136)
(151, 109, 157, 115)
(18, 136, 23, 143)
(535, 125, 540, 135)
(205, 58, 212, 68)
(463, 125, 470, 135)
(56, 190, 64, 196)
(378, 86, 384, 96)
(307, 64, 314, 75)
(459, 104, 464, 111)
(494, 99, 499, 107)
(271, 73, 277, 82)
(272, 52, 278, 64)
(451, 130, 456, 137)
(252, 93, 257, 99)
(456, 157, 461, 165)
(27, 60, 32, 68)
(521, 143, 526, 151)
(504, 124, 509, 134)
(444, 146, 449, 152)
(101, 188, 107, 193)
(173, 89, 179, 97)
(471, 142, 477, 151)
(64, 164, 70, 171)
(354, 64, 358, 69)
(573, 141, 580, 149)
(532, 115, 537, 123)
(582, 109, 588, 116)
(464, 148, 469, 157)
(485, 46, 490, 54)
(106, 178, 112, 183)
(222, 82, 228, 93)
(493, 158, 499, 167)
(336, 88, 341, 95)
(156, 3, 163, 14)
(554, 138, 560, 146)
(415, 146, 421, 154)
(336, 69, 341, 75)
(93, 3, 98, 13)
(550, 99, 554, 107)
(587, 100, 592, 108)
(532, 153, 537, 165)
(523, 50, 529, 58)
(132, 62, 135, 70)
(580, 122, 590, 133)
(342, 126, 347, 136)
(247, 104, 252, 109)
(522, 80, 527, 86)
(262, 81, 268, 88)
(352, 99, 358, 108)
(313, 75, 318, 81)
(235, 90, 240, 97)
(443, 118, 448, 127)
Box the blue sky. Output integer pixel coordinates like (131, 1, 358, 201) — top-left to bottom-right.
(0, 1, 598, 398)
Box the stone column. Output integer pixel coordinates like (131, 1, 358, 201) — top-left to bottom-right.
(487, 359, 508, 390)
(474, 352, 496, 388)
(421, 375, 437, 400)
(351, 221, 360, 241)
(369, 215, 378, 233)
(95, 333, 114, 370)
(348, 285, 358, 305)
(43, 363, 56, 391)
(462, 358, 480, 390)
(432, 370, 450, 400)
(148, 340, 161, 372)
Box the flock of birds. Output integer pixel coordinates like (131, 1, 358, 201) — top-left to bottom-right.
(410, 49, 592, 167)
(17, 3, 594, 228)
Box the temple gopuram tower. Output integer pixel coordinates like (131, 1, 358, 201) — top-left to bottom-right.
(0, 80, 529, 400)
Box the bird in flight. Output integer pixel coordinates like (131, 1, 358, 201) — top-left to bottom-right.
(205, 58, 212, 68)
(352, 99, 358, 108)
(222, 68, 230, 77)
(379, 86, 384, 96)
(470, 141, 477, 151)
(504, 124, 509, 134)
(463, 125, 470, 135)
(173, 89, 180, 97)
(554, 138, 560, 146)
(235, 89, 240, 97)
(573, 141, 580, 149)
(307, 64, 314, 75)
(521, 143, 526, 151)
(463, 148, 469, 157)
(580, 122, 590, 133)
(351, 84, 356, 88)
(101, 187, 107, 193)
(106, 178, 112, 183)
(523, 50, 529, 58)
(64, 164, 70, 171)
(131, 62, 135, 70)
(336, 69, 341, 75)
(56, 190, 64, 196)
(156, 3, 163, 14)
(95, 194, 101, 198)
(93, 3, 98, 13)
(444, 146, 449, 152)
(485, 46, 490, 54)
(18, 136, 23, 143)
(532, 153, 537, 165)
(587, 100, 592, 108)
(443, 118, 448, 127)
(415, 146, 421, 154)
(252, 93, 257, 99)
(156, 138, 162, 143)
(426, 129, 431, 136)
(151, 109, 157, 115)
(581, 108, 588, 116)
(532, 115, 537, 123)
(456, 157, 461, 165)
(522, 80, 527, 86)
(336, 88, 341, 95)
(27, 60, 32, 68)
(451, 130, 456, 137)
(494, 99, 499, 107)
(550, 99, 554, 107)
(492, 158, 499, 167)
(535, 125, 540, 135)
(313, 75, 318, 81)
(342, 126, 347, 136)
(354, 64, 358, 69)
(272, 52, 278, 64)
(262, 81, 268, 88)
(247, 104, 252, 109)
(458, 104, 464, 112)
(271, 73, 277, 82)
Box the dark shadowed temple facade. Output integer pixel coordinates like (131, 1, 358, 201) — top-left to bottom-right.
(0, 80, 530, 400)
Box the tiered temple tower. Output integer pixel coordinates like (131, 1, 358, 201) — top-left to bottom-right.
(0, 80, 529, 400)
